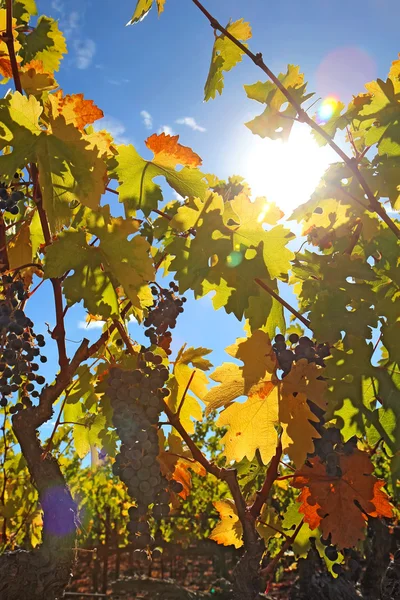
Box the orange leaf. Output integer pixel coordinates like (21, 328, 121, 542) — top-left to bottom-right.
(292, 450, 393, 549)
(0, 55, 13, 79)
(297, 487, 321, 530)
(52, 90, 104, 130)
(172, 459, 206, 499)
(145, 132, 202, 168)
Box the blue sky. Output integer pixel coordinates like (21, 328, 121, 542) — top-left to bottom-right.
(20, 0, 400, 427)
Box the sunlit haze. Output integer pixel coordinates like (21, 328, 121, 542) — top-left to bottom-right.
(240, 123, 338, 217)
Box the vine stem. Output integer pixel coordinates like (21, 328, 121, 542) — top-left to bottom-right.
(250, 441, 282, 518)
(113, 320, 135, 355)
(254, 278, 310, 328)
(42, 387, 72, 459)
(4, 0, 22, 94)
(190, 0, 400, 240)
(176, 370, 196, 417)
(31, 164, 69, 370)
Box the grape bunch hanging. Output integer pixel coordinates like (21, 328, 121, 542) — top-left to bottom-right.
(0, 174, 25, 216)
(272, 332, 330, 377)
(0, 276, 47, 410)
(144, 282, 186, 355)
(109, 359, 182, 550)
(109, 282, 185, 551)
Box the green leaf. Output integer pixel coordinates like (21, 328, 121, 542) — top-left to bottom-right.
(0, 93, 107, 231)
(43, 207, 154, 319)
(13, 0, 37, 24)
(204, 19, 252, 102)
(22, 16, 67, 72)
(244, 65, 313, 141)
(112, 134, 207, 216)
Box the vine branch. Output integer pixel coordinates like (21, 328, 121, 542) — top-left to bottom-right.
(250, 441, 282, 518)
(254, 278, 310, 328)
(4, 0, 22, 94)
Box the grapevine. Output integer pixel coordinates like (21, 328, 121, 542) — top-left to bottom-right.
(0, 1, 397, 600)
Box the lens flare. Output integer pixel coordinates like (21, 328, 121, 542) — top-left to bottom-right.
(226, 251, 243, 268)
(317, 97, 339, 123)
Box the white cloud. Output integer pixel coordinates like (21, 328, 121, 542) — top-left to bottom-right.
(78, 314, 136, 330)
(140, 110, 153, 129)
(107, 78, 130, 86)
(176, 117, 206, 132)
(64, 11, 79, 36)
(78, 320, 105, 330)
(158, 125, 174, 136)
(95, 116, 131, 145)
(51, 0, 64, 12)
(73, 39, 96, 69)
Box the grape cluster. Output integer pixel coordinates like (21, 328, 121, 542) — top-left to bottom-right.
(144, 282, 186, 356)
(0, 175, 24, 216)
(0, 276, 46, 410)
(272, 333, 331, 377)
(108, 356, 182, 551)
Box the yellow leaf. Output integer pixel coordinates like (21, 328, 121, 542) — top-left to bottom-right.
(204, 363, 246, 414)
(210, 499, 243, 549)
(227, 329, 276, 392)
(7, 219, 32, 270)
(217, 381, 279, 464)
(204, 329, 277, 413)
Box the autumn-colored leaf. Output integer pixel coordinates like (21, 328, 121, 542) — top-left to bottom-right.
(112, 133, 207, 215)
(210, 499, 243, 549)
(292, 450, 393, 549)
(146, 132, 202, 168)
(50, 91, 104, 131)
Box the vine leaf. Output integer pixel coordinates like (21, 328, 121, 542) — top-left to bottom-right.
(244, 65, 313, 141)
(280, 359, 327, 467)
(292, 450, 393, 549)
(204, 335, 327, 465)
(13, 0, 38, 24)
(127, 0, 165, 25)
(158, 432, 205, 498)
(256, 506, 282, 542)
(20, 60, 58, 96)
(21, 15, 67, 72)
(216, 380, 279, 465)
(166, 191, 289, 330)
(0, 92, 107, 230)
(204, 19, 252, 102)
(112, 133, 207, 216)
(166, 345, 211, 434)
(204, 330, 277, 413)
(43, 206, 154, 320)
(210, 499, 243, 548)
(47, 91, 104, 131)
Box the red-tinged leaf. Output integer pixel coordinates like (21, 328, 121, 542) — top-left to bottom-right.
(292, 450, 393, 549)
(146, 132, 202, 168)
(51, 90, 104, 131)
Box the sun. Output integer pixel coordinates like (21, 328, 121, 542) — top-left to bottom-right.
(239, 123, 337, 217)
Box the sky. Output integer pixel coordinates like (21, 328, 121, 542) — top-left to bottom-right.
(18, 0, 400, 429)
